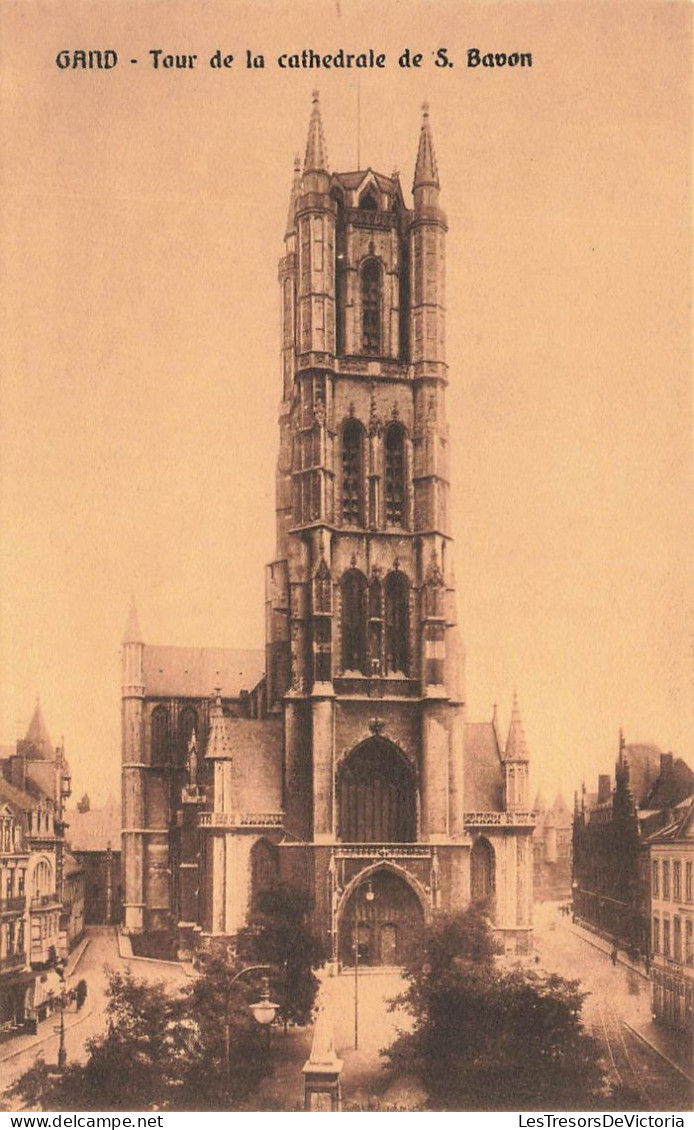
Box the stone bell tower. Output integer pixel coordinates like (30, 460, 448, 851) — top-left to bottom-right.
(266, 95, 469, 965)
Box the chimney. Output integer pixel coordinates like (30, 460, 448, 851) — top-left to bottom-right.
(597, 774, 611, 804)
(660, 753, 674, 778)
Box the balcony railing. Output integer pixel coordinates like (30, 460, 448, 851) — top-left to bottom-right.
(198, 812, 285, 830)
(464, 811, 537, 828)
(333, 844, 433, 859)
(0, 896, 26, 914)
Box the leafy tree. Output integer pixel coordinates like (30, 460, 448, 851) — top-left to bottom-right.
(239, 884, 328, 1027)
(9, 962, 272, 1112)
(384, 908, 607, 1111)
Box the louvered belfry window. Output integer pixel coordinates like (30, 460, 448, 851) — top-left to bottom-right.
(341, 569, 367, 673)
(362, 259, 381, 354)
(385, 424, 405, 526)
(341, 420, 363, 525)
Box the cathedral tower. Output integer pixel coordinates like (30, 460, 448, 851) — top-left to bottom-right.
(267, 97, 472, 966)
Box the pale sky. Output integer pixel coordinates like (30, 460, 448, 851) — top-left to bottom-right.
(1, 1, 691, 806)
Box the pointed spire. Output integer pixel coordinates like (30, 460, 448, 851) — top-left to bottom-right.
(24, 699, 54, 759)
(505, 691, 528, 761)
(285, 153, 301, 236)
(303, 90, 328, 174)
(123, 594, 142, 644)
(205, 688, 234, 760)
(413, 101, 439, 193)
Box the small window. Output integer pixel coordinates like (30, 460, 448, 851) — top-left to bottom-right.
(686, 862, 692, 902)
(653, 916, 660, 954)
(673, 861, 682, 901)
(663, 861, 671, 900)
(652, 859, 660, 898)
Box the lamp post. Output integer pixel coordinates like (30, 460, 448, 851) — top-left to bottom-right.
(223, 964, 279, 1093)
(353, 880, 375, 1051)
(51, 957, 67, 1069)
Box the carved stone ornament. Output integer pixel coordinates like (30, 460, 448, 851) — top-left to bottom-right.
(368, 717, 386, 735)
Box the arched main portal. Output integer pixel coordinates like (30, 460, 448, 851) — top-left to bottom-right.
(338, 868, 425, 967)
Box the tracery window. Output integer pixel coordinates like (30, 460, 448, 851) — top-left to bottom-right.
(338, 738, 416, 843)
(341, 420, 364, 525)
(341, 569, 367, 673)
(361, 259, 381, 354)
(384, 572, 409, 675)
(151, 706, 169, 766)
(384, 424, 406, 526)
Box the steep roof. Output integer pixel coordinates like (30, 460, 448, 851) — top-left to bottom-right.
(333, 169, 399, 195)
(642, 757, 694, 810)
(0, 774, 43, 812)
(23, 700, 55, 761)
(623, 743, 662, 805)
(65, 796, 121, 852)
(464, 722, 504, 811)
(142, 646, 265, 698)
(505, 692, 529, 761)
(643, 796, 694, 843)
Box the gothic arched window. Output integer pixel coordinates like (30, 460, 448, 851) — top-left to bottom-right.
(341, 569, 367, 673)
(151, 705, 169, 766)
(338, 738, 416, 843)
(359, 189, 378, 211)
(251, 839, 280, 911)
(341, 419, 364, 526)
(385, 571, 409, 675)
(471, 838, 496, 907)
(384, 424, 406, 526)
(361, 259, 382, 354)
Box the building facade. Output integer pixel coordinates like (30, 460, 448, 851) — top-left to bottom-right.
(572, 737, 693, 961)
(66, 796, 123, 926)
(0, 703, 79, 1033)
(533, 791, 572, 902)
(122, 99, 536, 963)
(648, 799, 694, 1033)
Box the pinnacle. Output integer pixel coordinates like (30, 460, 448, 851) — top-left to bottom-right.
(303, 90, 328, 173)
(123, 594, 142, 644)
(505, 691, 528, 761)
(285, 153, 302, 236)
(413, 101, 439, 192)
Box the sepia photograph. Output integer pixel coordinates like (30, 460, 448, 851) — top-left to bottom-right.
(0, 0, 691, 1116)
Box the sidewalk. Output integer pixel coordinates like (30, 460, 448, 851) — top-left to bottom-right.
(625, 1018, 693, 1083)
(565, 917, 649, 980)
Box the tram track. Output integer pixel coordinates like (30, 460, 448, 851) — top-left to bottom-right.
(594, 998, 653, 1106)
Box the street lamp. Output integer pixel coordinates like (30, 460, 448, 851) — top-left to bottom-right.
(354, 879, 375, 1051)
(51, 957, 68, 1069)
(223, 965, 280, 1091)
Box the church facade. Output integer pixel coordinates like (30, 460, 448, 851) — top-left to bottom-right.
(121, 98, 535, 963)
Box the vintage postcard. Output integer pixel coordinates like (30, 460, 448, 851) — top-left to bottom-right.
(0, 0, 691, 1117)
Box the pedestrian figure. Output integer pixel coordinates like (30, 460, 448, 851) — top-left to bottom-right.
(611, 942, 618, 966)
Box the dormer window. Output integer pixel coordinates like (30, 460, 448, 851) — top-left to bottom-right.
(359, 189, 378, 211)
(361, 259, 382, 354)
